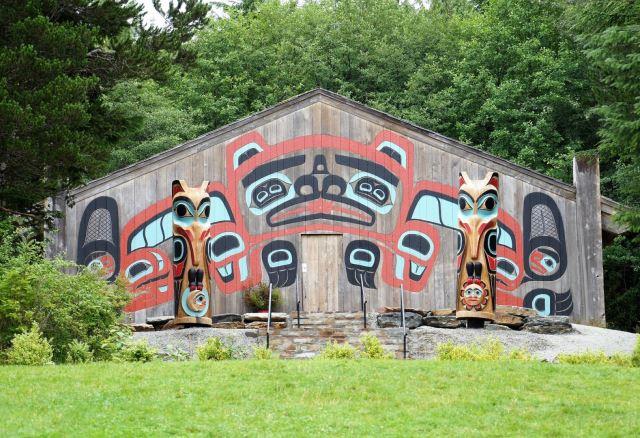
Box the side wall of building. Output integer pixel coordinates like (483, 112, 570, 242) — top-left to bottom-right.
(53, 98, 602, 324)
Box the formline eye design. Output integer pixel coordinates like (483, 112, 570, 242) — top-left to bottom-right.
(478, 193, 498, 212)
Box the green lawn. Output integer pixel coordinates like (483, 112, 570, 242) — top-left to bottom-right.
(0, 360, 638, 436)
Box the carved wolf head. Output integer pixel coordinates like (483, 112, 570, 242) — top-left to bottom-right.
(456, 171, 499, 319)
(172, 180, 212, 322)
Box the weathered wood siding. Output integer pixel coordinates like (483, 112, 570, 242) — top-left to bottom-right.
(52, 91, 606, 324)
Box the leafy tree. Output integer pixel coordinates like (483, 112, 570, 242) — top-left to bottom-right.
(0, 0, 210, 224)
(0, 217, 130, 362)
(104, 79, 207, 171)
(402, 0, 598, 180)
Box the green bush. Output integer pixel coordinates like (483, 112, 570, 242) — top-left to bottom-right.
(253, 346, 275, 360)
(165, 345, 191, 362)
(115, 340, 157, 363)
(507, 348, 533, 362)
(97, 325, 134, 361)
(0, 222, 130, 362)
(65, 340, 93, 364)
(5, 323, 53, 366)
(556, 351, 633, 367)
(436, 339, 528, 362)
(632, 337, 640, 368)
(242, 282, 281, 311)
(197, 338, 234, 361)
(360, 334, 393, 359)
(319, 341, 357, 359)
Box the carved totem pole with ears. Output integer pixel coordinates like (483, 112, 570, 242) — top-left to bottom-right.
(171, 180, 213, 327)
(456, 171, 499, 324)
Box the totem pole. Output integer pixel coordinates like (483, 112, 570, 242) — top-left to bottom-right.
(171, 180, 213, 327)
(456, 171, 499, 325)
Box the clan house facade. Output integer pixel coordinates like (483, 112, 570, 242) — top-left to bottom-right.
(48, 89, 620, 325)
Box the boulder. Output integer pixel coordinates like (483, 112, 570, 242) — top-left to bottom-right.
(486, 323, 511, 331)
(422, 315, 465, 329)
(377, 312, 423, 329)
(379, 307, 430, 317)
(522, 316, 573, 334)
(243, 312, 288, 322)
(428, 309, 456, 317)
(212, 313, 242, 323)
(130, 323, 155, 332)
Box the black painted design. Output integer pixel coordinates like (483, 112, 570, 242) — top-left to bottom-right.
(524, 289, 573, 316)
(262, 240, 297, 287)
(77, 196, 120, 281)
(523, 193, 567, 281)
(345, 240, 380, 289)
(378, 145, 402, 165)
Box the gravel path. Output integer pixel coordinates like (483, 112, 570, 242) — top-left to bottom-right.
(408, 324, 638, 361)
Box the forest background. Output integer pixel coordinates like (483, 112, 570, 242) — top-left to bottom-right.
(1, 0, 638, 331)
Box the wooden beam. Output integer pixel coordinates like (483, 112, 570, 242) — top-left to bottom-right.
(573, 156, 606, 326)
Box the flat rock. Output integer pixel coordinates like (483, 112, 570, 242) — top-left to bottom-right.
(246, 321, 287, 329)
(496, 305, 538, 318)
(428, 309, 456, 317)
(380, 307, 430, 317)
(422, 315, 465, 329)
(486, 324, 511, 331)
(146, 316, 173, 328)
(243, 312, 288, 322)
(130, 323, 155, 332)
(212, 313, 242, 323)
(211, 321, 246, 329)
(493, 306, 539, 329)
(377, 312, 423, 329)
(522, 316, 573, 334)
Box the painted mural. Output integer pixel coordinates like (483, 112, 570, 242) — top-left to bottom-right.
(76, 130, 572, 316)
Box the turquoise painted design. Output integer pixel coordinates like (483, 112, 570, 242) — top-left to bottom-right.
(181, 287, 209, 317)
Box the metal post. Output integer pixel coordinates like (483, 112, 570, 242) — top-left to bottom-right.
(359, 273, 367, 329)
(400, 284, 407, 359)
(295, 277, 301, 328)
(266, 282, 273, 349)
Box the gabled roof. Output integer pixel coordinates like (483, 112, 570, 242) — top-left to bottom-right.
(69, 88, 624, 233)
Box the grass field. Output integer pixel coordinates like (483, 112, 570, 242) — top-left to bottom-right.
(1, 360, 638, 436)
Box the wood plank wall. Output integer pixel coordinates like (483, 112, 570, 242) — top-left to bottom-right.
(53, 98, 603, 324)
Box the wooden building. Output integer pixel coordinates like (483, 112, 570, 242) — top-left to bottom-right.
(48, 89, 621, 325)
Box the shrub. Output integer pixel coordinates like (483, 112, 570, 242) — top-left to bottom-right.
(115, 340, 157, 363)
(360, 334, 393, 359)
(0, 222, 130, 362)
(96, 325, 133, 361)
(319, 341, 357, 359)
(437, 338, 524, 362)
(253, 346, 275, 360)
(632, 337, 640, 368)
(165, 345, 191, 362)
(556, 351, 633, 367)
(242, 282, 281, 311)
(65, 340, 94, 364)
(5, 323, 53, 366)
(197, 337, 234, 361)
(507, 348, 533, 362)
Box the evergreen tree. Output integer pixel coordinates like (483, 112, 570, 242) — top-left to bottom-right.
(0, 0, 210, 224)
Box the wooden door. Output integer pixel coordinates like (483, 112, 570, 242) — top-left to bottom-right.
(301, 234, 342, 312)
